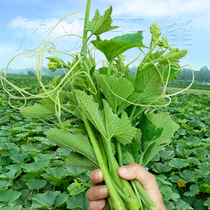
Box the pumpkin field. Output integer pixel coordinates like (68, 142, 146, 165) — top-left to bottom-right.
(0, 75, 209, 210)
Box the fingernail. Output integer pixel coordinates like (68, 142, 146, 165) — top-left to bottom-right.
(100, 186, 108, 196)
(119, 166, 128, 175)
(96, 200, 105, 207)
(96, 170, 103, 180)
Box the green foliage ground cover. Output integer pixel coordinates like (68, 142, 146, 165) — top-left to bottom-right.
(0, 76, 210, 209)
(151, 93, 210, 209)
(0, 76, 92, 210)
(167, 82, 210, 90)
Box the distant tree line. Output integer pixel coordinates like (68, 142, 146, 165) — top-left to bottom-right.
(177, 66, 210, 84)
(7, 65, 210, 84)
(130, 66, 210, 84)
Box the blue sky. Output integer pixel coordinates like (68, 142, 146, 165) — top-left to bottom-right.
(0, 0, 210, 71)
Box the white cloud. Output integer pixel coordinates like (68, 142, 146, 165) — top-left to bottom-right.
(0, 45, 16, 54)
(107, 0, 210, 18)
(7, 15, 85, 53)
(8, 15, 84, 42)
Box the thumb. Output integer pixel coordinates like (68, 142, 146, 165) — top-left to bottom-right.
(117, 163, 164, 208)
(117, 163, 156, 191)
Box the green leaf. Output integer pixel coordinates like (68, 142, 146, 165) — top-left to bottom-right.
(39, 90, 66, 113)
(164, 201, 175, 210)
(137, 112, 174, 166)
(204, 198, 210, 209)
(141, 142, 161, 167)
(68, 181, 87, 196)
(169, 175, 184, 183)
(0, 115, 10, 125)
(164, 48, 188, 63)
(15, 189, 35, 206)
(54, 193, 68, 207)
(55, 147, 71, 158)
(76, 90, 137, 144)
(0, 189, 21, 205)
(45, 128, 98, 166)
(152, 162, 172, 173)
(47, 57, 67, 72)
(199, 183, 210, 194)
(75, 90, 107, 137)
(66, 152, 98, 170)
(96, 74, 134, 113)
(41, 167, 69, 182)
(31, 191, 60, 209)
(103, 100, 137, 144)
(174, 199, 193, 210)
(22, 160, 50, 175)
(26, 179, 47, 190)
(193, 199, 205, 210)
(0, 131, 12, 136)
(20, 104, 55, 117)
(161, 188, 180, 201)
(139, 113, 163, 142)
(0, 169, 21, 180)
(33, 153, 56, 162)
(169, 158, 189, 169)
(1, 206, 22, 210)
(66, 166, 86, 178)
(91, 31, 143, 62)
(134, 63, 166, 106)
(176, 147, 191, 158)
(0, 180, 12, 190)
(179, 170, 198, 183)
(146, 112, 179, 146)
(117, 91, 141, 114)
(11, 153, 29, 163)
(150, 22, 161, 43)
(158, 149, 175, 160)
(86, 6, 118, 36)
(184, 184, 199, 197)
(66, 193, 90, 209)
(156, 175, 172, 187)
(123, 151, 135, 165)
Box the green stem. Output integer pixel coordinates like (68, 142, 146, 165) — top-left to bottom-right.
(107, 197, 114, 210)
(113, 159, 141, 210)
(116, 141, 123, 167)
(105, 139, 123, 189)
(80, 111, 126, 210)
(80, 35, 92, 56)
(82, 0, 92, 56)
(131, 180, 143, 209)
(66, 129, 86, 132)
(108, 61, 113, 75)
(97, 135, 108, 167)
(129, 105, 137, 121)
(131, 106, 147, 122)
(133, 179, 156, 209)
(131, 94, 163, 122)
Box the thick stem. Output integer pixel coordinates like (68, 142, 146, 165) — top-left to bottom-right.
(131, 180, 143, 208)
(133, 179, 156, 209)
(82, 0, 92, 56)
(105, 139, 123, 189)
(97, 135, 108, 167)
(113, 159, 141, 210)
(108, 61, 113, 75)
(80, 111, 126, 210)
(116, 141, 123, 167)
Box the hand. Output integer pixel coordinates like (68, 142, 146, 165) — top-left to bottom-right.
(86, 163, 166, 210)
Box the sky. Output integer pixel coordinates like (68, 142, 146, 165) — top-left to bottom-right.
(0, 0, 210, 72)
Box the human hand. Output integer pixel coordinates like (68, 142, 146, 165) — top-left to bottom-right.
(86, 163, 166, 210)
